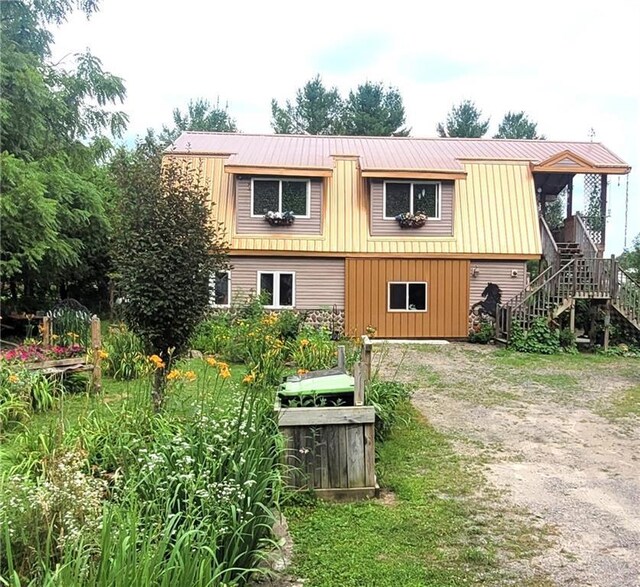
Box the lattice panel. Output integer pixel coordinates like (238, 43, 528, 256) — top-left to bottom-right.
(583, 174, 603, 245)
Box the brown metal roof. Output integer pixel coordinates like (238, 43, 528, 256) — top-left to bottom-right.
(169, 132, 630, 173)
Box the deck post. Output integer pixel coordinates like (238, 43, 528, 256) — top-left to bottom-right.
(353, 362, 364, 406)
(361, 335, 372, 383)
(569, 300, 576, 334)
(91, 316, 102, 392)
(566, 176, 574, 220)
(603, 301, 611, 351)
(610, 254, 618, 299)
(600, 174, 608, 252)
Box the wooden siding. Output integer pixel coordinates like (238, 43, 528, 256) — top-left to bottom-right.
(345, 258, 470, 338)
(369, 180, 454, 236)
(235, 177, 322, 235)
(171, 155, 541, 257)
(229, 256, 344, 309)
(469, 261, 527, 306)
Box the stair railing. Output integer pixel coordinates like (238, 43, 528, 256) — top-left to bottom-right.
(613, 264, 640, 328)
(575, 213, 599, 258)
(540, 215, 560, 269)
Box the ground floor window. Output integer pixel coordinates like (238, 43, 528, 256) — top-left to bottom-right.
(388, 282, 427, 312)
(258, 271, 295, 308)
(210, 271, 230, 307)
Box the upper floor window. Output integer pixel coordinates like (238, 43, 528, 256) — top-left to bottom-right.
(383, 181, 440, 220)
(251, 179, 310, 218)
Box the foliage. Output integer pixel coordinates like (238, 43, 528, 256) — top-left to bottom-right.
(289, 328, 337, 372)
(271, 76, 410, 136)
(102, 323, 148, 381)
(111, 137, 228, 405)
(0, 361, 284, 585)
(1, 342, 85, 363)
(619, 233, 640, 278)
(469, 319, 494, 344)
(342, 81, 410, 137)
(493, 111, 545, 139)
(271, 75, 344, 135)
(366, 379, 413, 441)
(545, 196, 566, 231)
(509, 318, 560, 354)
(0, 0, 126, 311)
(436, 100, 489, 138)
(160, 97, 237, 145)
(558, 327, 577, 351)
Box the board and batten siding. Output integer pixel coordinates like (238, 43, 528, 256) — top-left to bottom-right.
(369, 180, 454, 237)
(235, 177, 322, 235)
(469, 261, 527, 306)
(345, 258, 470, 338)
(229, 256, 344, 309)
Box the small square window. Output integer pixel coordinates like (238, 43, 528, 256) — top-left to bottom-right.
(252, 179, 309, 217)
(258, 271, 295, 308)
(384, 183, 411, 217)
(388, 282, 427, 312)
(383, 182, 440, 220)
(252, 180, 279, 215)
(210, 271, 230, 307)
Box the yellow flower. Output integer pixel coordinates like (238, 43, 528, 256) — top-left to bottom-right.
(206, 356, 217, 367)
(149, 354, 165, 369)
(220, 367, 231, 379)
(217, 361, 229, 370)
(8, 373, 19, 384)
(242, 373, 255, 384)
(184, 370, 197, 382)
(297, 369, 308, 376)
(97, 349, 109, 360)
(300, 339, 309, 347)
(67, 331, 79, 339)
(167, 369, 181, 381)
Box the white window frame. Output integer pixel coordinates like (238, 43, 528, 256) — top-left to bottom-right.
(382, 180, 441, 221)
(257, 271, 296, 309)
(250, 178, 311, 219)
(387, 281, 428, 313)
(210, 270, 231, 308)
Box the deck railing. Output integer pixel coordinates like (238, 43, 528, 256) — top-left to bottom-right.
(614, 265, 640, 328)
(540, 215, 560, 269)
(574, 213, 599, 258)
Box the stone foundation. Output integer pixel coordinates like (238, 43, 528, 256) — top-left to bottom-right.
(303, 308, 345, 335)
(468, 308, 495, 334)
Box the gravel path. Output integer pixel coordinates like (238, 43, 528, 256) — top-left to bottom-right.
(383, 343, 640, 587)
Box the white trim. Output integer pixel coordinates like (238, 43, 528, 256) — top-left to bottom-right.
(382, 180, 441, 221)
(210, 270, 231, 308)
(387, 281, 428, 312)
(250, 178, 311, 219)
(257, 271, 296, 309)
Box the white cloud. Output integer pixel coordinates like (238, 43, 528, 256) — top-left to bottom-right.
(51, 0, 640, 252)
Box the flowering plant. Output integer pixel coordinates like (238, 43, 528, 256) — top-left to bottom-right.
(395, 211, 427, 228)
(264, 210, 295, 226)
(1, 343, 85, 363)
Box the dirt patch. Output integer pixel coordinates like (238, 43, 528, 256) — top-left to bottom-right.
(382, 343, 640, 587)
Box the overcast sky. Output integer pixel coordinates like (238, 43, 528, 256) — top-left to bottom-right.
(51, 0, 639, 254)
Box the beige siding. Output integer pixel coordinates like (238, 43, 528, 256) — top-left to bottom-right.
(469, 261, 527, 306)
(235, 177, 322, 235)
(370, 180, 454, 237)
(230, 256, 344, 309)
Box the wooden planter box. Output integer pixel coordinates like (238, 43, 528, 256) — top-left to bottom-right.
(275, 398, 378, 501)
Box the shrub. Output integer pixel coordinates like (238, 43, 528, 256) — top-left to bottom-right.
(289, 327, 337, 372)
(558, 327, 576, 350)
(468, 319, 494, 344)
(510, 318, 560, 354)
(102, 323, 147, 381)
(274, 309, 306, 341)
(367, 379, 413, 441)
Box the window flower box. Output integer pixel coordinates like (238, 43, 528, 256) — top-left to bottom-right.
(264, 210, 295, 226)
(395, 211, 427, 228)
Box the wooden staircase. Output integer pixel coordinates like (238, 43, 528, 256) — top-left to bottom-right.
(496, 257, 640, 343)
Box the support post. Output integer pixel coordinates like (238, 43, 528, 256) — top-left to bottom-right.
(566, 176, 574, 219)
(353, 363, 364, 406)
(91, 316, 102, 392)
(41, 316, 51, 346)
(337, 345, 346, 371)
(361, 335, 372, 383)
(569, 300, 576, 335)
(610, 254, 618, 299)
(603, 301, 611, 351)
(600, 174, 608, 251)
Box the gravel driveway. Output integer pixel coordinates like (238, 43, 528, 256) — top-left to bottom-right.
(382, 343, 640, 587)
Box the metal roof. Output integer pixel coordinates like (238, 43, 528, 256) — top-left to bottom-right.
(170, 132, 629, 173)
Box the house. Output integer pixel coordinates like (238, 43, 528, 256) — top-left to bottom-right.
(168, 133, 635, 340)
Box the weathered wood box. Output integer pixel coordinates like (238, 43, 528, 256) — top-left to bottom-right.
(275, 399, 377, 500)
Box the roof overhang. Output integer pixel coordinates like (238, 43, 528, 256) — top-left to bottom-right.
(361, 169, 467, 180)
(224, 165, 333, 178)
(532, 150, 630, 175)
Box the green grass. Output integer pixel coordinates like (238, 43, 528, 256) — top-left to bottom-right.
(285, 404, 549, 586)
(599, 386, 640, 420)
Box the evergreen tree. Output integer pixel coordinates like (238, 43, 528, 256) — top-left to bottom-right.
(494, 111, 545, 139)
(436, 100, 489, 138)
(343, 81, 410, 136)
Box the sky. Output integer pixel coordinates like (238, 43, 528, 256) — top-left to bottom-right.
(51, 0, 640, 254)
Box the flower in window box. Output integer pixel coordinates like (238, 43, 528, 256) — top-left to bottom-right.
(264, 210, 295, 226)
(395, 211, 427, 228)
